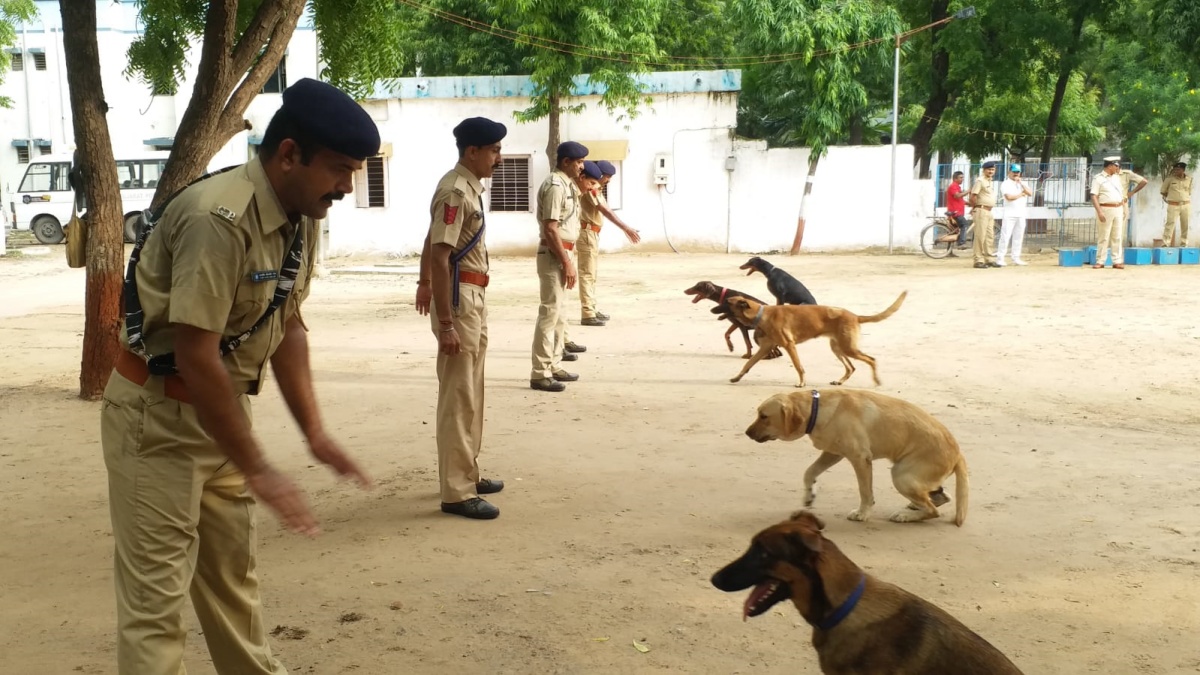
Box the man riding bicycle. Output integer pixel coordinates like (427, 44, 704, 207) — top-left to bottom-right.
(945, 170, 970, 249)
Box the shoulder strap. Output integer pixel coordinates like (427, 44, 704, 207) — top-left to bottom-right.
(125, 166, 305, 376)
(448, 196, 486, 308)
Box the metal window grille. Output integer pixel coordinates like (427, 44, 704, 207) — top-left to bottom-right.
(16, 146, 29, 164)
(261, 60, 287, 94)
(10, 53, 22, 71)
(365, 156, 386, 207)
(32, 53, 45, 71)
(489, 156, 531, 212)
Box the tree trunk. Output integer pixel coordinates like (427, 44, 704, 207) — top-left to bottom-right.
(909, 0, 951, 179)
(848, 116, 865, 145)
(149, 0, 305, 210)
(1039, 3, 1089, 166)
(544, 88, 561, 170)
(61, 0, 124, 400)
(789, 153, 820, 255)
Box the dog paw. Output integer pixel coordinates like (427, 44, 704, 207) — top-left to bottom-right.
(828, 380, 842, 386)
(794, 381, 807, 388)
(846, 508, 871, 522)
(890, 509, 934, 523)
(729, 377, 742, 383)
(803, 491, 816, 507)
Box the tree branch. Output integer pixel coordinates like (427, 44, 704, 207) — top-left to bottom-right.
(229, 0, 294, 76)
(220, 2, 303, 135)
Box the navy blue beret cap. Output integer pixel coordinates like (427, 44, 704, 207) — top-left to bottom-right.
(453, 117, 507, 149)
(582, 161, 603, 180)
(556, 141, 589, 160)
(982, 161, 997, 169)
(596, 160, 616, 176)
(280, 78, 380, 161)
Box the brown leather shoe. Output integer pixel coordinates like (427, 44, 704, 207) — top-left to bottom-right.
(552, 370, 579, 382)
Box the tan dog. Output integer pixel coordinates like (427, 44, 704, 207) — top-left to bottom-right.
(746, 388, 969, 525)
(726, 292, 906, 387)
(711, 511, 1024, 674)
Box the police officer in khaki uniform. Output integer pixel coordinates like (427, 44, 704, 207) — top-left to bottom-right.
(1161, 161, 1193, 246)
(574, 159, 641, 326)
(970, 161, 999, 269)
(1091, 156, 1147, 269)
(100, 79, 376, 674)
(415, 117, 507, 520)
(530, 141, 588, 392)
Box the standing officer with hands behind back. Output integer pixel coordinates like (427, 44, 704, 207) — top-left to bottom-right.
(100, 78, 376, 675)
(530, 141, 588, 392)
(415, 117, 508, 520)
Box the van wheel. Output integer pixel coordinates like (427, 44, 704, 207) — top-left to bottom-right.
(123, 213, 145, 243)
(32, 215, 65, 244)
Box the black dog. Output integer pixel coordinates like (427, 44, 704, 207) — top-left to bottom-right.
(684, 281, 781, 360)
(739, 257, 817, 305)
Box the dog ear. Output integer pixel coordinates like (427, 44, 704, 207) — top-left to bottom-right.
(733, 299, 749, 310)
(782, 511, 825, 553)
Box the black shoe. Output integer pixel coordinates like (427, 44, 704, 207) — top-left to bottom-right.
(595, 311, 611, 321)
(441, 498, 499, 520)
(476, 479, 504, 495)
(562, 352, 578, 362)
(987, 262, 1001, 268)
(580, 317, 607, 327)
(552, 370, 579, 382)
(974, 262, 990, 269)
(530, 378, 566, 392)
(565, 341, 587, 353)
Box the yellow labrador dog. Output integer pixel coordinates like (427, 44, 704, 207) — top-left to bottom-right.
(746, 388, 969, 526)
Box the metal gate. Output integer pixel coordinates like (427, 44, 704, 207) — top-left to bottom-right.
(934, 159, 1137, 251)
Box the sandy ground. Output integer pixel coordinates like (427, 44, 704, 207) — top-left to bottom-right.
(2, 245, 1199, 675)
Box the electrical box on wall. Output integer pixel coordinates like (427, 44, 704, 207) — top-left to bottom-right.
(653, 153, 673, 185)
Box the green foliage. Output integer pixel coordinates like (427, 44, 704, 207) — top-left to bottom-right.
(923, 72, 1103, 160)
(1098, 43, 1200, 176)
(732, 0, 904, 155)
(0, 0, 38, 108)
(309, 0, 409, 98)
(125, 0, 409, 100)
(487, 0, 665, 125)
(126, 0, 263, 96)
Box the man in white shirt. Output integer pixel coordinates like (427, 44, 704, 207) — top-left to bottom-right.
(997, 163, 1033, 266)
(1090, 156, 1147, 269)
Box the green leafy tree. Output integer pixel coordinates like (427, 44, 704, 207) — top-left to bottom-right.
(487, 0, 666, 167)
(1099, 46, 1200, 176)
(0, 0, 37, 107)
(731, 0, 904, 253)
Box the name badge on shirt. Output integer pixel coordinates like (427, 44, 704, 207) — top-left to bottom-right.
(251, 270, 279, 283)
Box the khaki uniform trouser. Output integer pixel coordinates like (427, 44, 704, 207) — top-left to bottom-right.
(1163, 204, 1191, 246)
(429, 284, 487, 503)
(577, 227, 600, 319)
(101, 372, 285, 675)
(1097, 205, 1125, 265)
(531, 247, 573, 380)
(972, 209, 995, 264)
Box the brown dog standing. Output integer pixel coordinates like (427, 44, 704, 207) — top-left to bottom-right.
(746, 389, 969, 525)
(727, 292, 906, 387)
(711, 511, 1023, 674)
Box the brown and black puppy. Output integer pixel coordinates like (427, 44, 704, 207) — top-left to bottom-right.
(711, 511, 1024, 675)
(684, 280, 781, 359)
(727, 292, 906, 387)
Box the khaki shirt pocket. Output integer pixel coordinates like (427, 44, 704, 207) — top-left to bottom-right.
(231, 282, 273, 333)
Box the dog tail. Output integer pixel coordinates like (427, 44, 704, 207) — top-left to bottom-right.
(953, 455, 969, 527)
(858, 290, 907, 324)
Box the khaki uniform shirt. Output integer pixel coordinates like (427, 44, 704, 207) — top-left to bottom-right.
(580, 185, 605, 227)
(1091, 170, 1142, 205)
(969, 176, 996, 208)
(127, 159, 316, 389)
(537, 169, 582, 243)
(428, 163, 487, 275)
(1162, 174, 1193, 203)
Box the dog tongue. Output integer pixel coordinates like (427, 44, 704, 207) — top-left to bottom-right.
(742, 582, 773, 621)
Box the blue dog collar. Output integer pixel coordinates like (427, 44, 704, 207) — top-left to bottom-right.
(816, 575, 866, 631)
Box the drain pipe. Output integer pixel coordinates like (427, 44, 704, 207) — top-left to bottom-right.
(724, 154, 736, 253)
(21, 22, 33, 157)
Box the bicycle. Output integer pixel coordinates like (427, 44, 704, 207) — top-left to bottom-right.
(919, 213, 1001, 260)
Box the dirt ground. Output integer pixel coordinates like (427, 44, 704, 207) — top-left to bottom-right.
(2, 245, 1199, 675)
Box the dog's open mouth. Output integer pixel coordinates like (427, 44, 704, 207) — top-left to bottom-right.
(742, 579, 790, 620)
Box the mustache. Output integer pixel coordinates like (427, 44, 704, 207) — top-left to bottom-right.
(321, 192, 346, 202)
